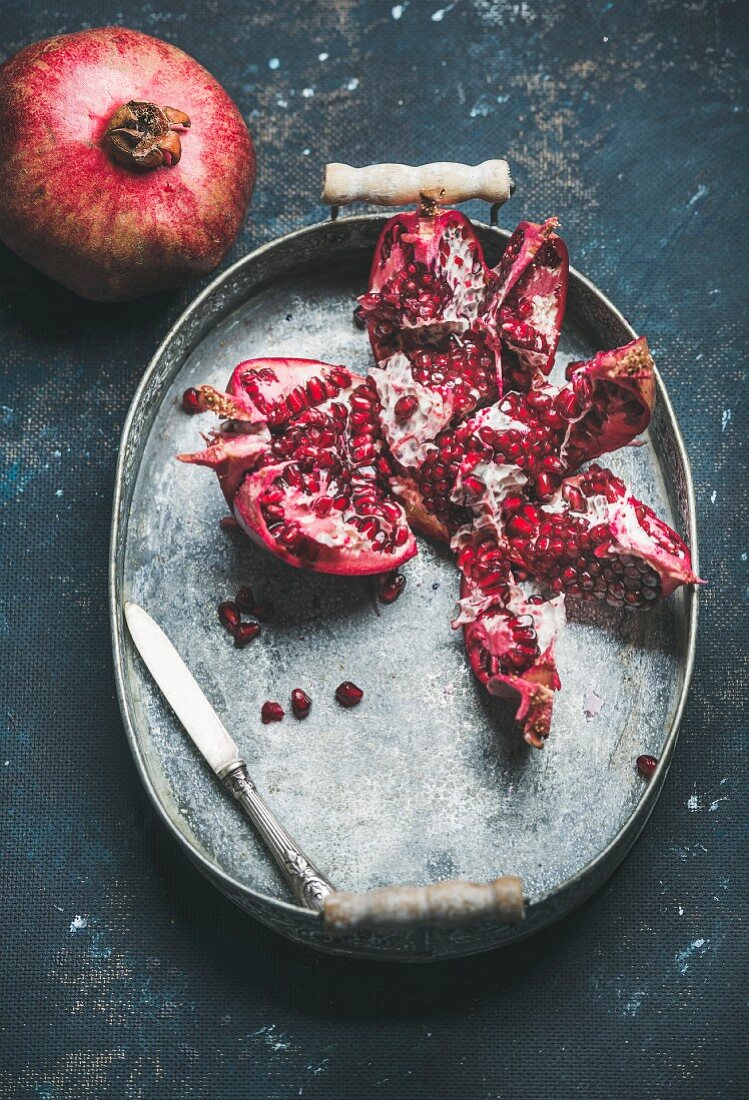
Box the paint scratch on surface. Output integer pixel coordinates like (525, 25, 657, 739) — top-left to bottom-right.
(432, 1, 458, 20)
(675, 937, 709, 974)
(688, 183, 708, 205)
(721, 409, 732, 432)
(469, 95, 494, 117)
(250, 1025, 292, 1053)
(687, 786, 730, 813)
(621, 990, 647, 1016)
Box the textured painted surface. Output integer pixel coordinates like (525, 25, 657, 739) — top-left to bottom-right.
(0, 1, 746, 1097)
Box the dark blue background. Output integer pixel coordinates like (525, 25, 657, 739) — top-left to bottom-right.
(1, 2, 746, 1097)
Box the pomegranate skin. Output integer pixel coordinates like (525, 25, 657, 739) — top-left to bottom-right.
(0, 27, 255, 300)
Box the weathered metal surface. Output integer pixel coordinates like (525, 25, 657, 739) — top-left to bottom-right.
(111, 216, 698, 960)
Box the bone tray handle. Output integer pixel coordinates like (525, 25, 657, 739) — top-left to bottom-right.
(321, 160, 513, 208)
(323, 876, 524, 935)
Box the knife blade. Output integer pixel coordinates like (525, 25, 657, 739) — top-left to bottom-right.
(124, 602, 335, 910)
(125, 601, 240, 776)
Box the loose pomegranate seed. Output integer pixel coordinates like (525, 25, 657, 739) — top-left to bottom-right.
(261, 701, 284, 723)
(235, 585, 255, 613)
(379, 570, 406, 604)
(234, 621, 260, 648)
(636, 754, 658, 779)
(291, 688, 312, 719)
(335, 681, 363, 707)
(218, 601, 240, 634)
(181, 387, 203, 413)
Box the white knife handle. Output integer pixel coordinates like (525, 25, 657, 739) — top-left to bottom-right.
(220, 761, 335, 911)
(321, 160, 513, 208)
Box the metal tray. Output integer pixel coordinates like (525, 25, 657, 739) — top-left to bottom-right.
(110, 215, 699, 961)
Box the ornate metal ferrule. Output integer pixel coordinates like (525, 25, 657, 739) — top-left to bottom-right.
(219, 760, 335, 911)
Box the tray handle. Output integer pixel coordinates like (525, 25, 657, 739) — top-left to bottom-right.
(321, 160, 513, 209)
(323, 876, 524, 935)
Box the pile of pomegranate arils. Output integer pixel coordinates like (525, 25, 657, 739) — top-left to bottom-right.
(179, 200, 699, 747)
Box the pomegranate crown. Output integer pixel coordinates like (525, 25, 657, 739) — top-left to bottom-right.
(104, 100, 191, 170)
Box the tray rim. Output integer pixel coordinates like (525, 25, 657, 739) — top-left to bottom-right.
(109, 213, 700, 943)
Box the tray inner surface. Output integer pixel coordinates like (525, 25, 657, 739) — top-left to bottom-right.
(123, 253, 687, 903)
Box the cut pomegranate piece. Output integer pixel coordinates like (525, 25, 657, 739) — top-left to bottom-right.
(453, 528, 565, 748)
(560, 338, 655, 470)
(471, 216, 569, 393)
(492, 220, 568, 391)
(500, 465, 701, 607)
(358, 205, 490, 357)
(179, 358, 417, 576)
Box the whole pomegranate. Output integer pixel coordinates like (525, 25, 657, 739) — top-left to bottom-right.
(0, 27, 255, 300)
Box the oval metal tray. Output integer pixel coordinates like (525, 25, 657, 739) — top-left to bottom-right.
(110, 215, 699, 961)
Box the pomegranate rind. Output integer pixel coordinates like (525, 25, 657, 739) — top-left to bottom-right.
(177, 427, 270, 504)
(563, 337, 656, 466)
(460, 583, 565, 748)
(455, 526, 565, 746)
(486, 653, 559, 749)
(359, 208, 489, 359)
(499, 232, 569, 388)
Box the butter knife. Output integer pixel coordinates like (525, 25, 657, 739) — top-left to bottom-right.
(124, 602, 335, 911)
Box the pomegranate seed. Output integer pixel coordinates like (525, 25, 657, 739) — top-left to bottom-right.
(261, 701, 284, 723)
(181, 387, 203, 413)
(235, 586, 255, 613)
(330, 367, 352, 389)
(335, 681, 363, 707)
(291, 688, 312, 719)
(218, 601, 240, 634)
(219, 516, 239, 532)
(379, 571, 406, 604)
(234, 622, 260, 648)
(535, 472, 555, 498)
(394, 395, 418, 422)
(636, 754, 658, 779)
(306, 376, 327, 403)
